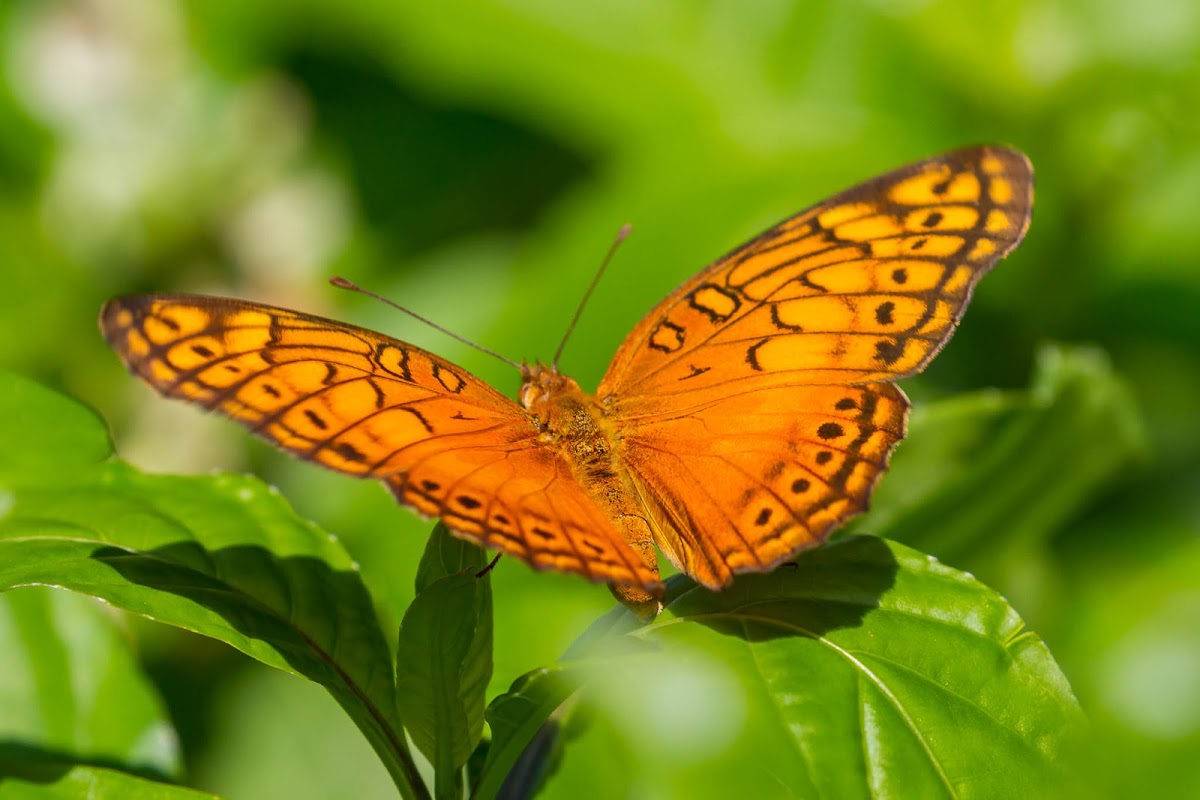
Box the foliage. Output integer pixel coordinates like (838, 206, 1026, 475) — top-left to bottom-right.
(0, 370, 1092, 798)
(1, 0, 1196, 796)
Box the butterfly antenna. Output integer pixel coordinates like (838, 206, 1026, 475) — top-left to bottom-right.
(330, 277, 522, 370)
(552, 223, 632, 368)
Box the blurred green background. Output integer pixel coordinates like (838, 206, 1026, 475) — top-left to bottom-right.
(1, 0, 1197, 797)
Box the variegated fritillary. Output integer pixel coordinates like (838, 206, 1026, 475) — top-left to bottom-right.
(101, 145, 1033, 617)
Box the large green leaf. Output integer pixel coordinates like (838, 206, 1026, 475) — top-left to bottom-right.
(0, 371, 425, 800)
(397, 525, 493, 799)
(484, 536, 1082, 799)
(0, 371, 111, 484)
(0, 589, 179, 779)
(0, 763, 220, 799)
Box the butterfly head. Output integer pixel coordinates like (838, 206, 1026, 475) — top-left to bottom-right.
(519, 362, 584, 427)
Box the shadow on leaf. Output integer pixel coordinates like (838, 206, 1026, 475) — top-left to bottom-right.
(88, 540, 390, 690)
(0, 740, 173, 784)
(660, 535, 900, 641)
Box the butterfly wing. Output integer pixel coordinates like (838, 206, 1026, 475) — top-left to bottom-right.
(101, 294, 659, 588)
(599, 145, 1033, 588)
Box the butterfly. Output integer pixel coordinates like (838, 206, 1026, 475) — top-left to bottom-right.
(101, 145, 1032, 617)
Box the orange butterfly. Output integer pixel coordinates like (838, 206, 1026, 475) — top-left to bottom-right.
(101, 146, 1032, 617)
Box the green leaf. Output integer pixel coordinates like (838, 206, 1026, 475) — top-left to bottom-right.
(512, 536, 1083, 798)
(0, 370, 425, 800)
(396, 525, 493, 799)
(0, 371, 111, 483)
(415, 522, 490, 592)
(0, 588, 179, 778)
(474, 667, 583, 800)
(850, 344, 1147, 564)
(0, 762, 221, 799)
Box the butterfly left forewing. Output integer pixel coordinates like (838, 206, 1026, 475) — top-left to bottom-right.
(101, 294, 661, 589)
(101, 295, 524, 473)
(600, 146, 1032, 587)
(600, 145, 1033, 400)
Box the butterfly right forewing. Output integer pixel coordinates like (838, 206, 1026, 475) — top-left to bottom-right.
(101, 294, 660, 589)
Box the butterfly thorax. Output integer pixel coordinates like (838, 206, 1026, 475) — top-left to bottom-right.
(519, 362, 643, 547)
(519, 363, 619, 481)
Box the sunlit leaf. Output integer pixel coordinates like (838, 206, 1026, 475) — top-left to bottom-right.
(493, 536, 1083, 799)
(0, 370, 423, 799)
(0, 589, 179, 779)
(397, 525, 493, 798)
(0, 762, 220, 799)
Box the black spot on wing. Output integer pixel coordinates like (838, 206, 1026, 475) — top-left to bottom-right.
(817, 422, 844, 440)
(334, 442, 367, 463)
(875, 301, 895, 326)
(746, 338, 768, 372)
(874, 339, 905, 366)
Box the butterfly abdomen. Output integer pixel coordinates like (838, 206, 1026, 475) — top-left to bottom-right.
(519, 364, 663, 612)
